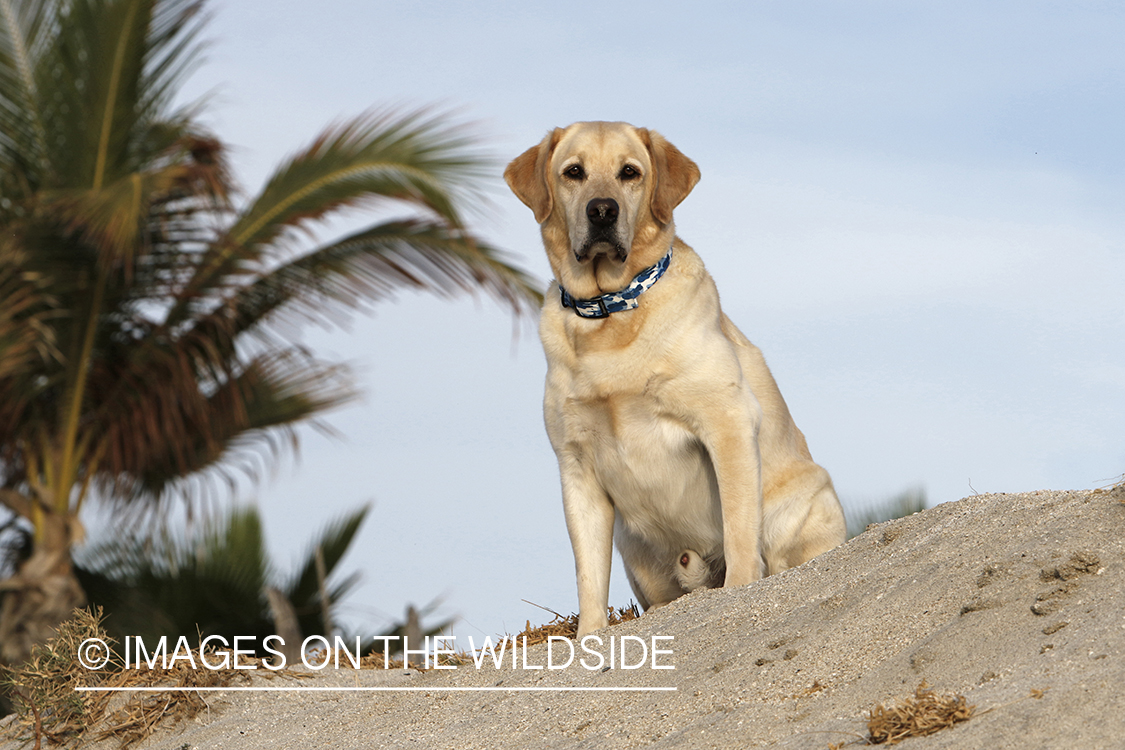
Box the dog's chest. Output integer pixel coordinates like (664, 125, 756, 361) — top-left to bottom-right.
(563, 387, 720, 534)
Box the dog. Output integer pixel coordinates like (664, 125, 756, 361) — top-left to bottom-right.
(505, 122, 846, 637)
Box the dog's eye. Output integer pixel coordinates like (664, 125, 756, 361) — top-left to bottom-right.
(564, 164, 585, 180)
(619, 165, 640, 180)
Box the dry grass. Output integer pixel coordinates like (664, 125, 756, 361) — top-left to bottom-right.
(1092, 475, 1125, 501)
(90, 648, 248, 748)
(1, 607, 120, 746)
(2, 602, 642, 745)
(0, 607, 255, 748)
(357, 602, 641, 670)
(510, 602, 640, 648)
(865, 682, 974, 744)
(358, 646, 473, 670)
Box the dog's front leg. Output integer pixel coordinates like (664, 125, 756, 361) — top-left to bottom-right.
(692, 392, 765, 588)
(558, 453, 615, 637)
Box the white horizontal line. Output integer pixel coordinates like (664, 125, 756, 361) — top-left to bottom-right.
(76, 686, 676, 693)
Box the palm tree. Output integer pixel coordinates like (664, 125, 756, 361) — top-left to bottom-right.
(0, 0, 540, 665)
(74, 503, 453, 657)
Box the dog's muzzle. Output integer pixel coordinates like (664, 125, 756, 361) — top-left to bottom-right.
(577, 197, 627, 262)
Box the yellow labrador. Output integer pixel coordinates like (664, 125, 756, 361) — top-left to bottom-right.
(506, 122, 845, 637)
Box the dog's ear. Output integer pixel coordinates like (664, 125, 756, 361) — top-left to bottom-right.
(642, 129, 701, 226)
(505, 128, 563, 224)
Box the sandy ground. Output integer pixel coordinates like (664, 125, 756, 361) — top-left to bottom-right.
(5, 487, 1124, 749)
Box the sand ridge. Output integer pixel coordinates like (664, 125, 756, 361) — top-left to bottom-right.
(5, 487, 1123, 748)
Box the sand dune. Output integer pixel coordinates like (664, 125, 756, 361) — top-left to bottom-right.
(7, 487, 1124, 749)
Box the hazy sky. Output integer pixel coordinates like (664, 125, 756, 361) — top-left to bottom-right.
(134, 1, 1125, 642)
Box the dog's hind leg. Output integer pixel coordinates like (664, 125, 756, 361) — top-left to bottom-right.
(622, 557, 682, 609)
(790, 484, 846, 565)
(762, 472, 846, 576)
(623, 565, 652, 611)
(616, 521, 682, 610)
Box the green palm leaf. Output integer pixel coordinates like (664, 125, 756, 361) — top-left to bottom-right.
(284, 504, 371, 618)
(0, 0, 55, 191)
(35, 0, 204, 191)
(40, 137, 232, 276)
(172, 109, 511, 320)
(230, 109, 483, 244)
(76, 505, 275, 644)
(74, 502, 428, 654)
(223, 218, 542, 336)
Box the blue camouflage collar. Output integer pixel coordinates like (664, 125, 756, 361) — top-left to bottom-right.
(559, 247, 672, 319)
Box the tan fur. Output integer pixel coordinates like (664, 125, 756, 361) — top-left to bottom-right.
(506, 122, 846, 637)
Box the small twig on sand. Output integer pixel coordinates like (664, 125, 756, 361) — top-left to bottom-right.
(521, 599, 565, 619)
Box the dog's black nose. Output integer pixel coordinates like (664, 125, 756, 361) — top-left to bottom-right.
(586, 198, 619, 227)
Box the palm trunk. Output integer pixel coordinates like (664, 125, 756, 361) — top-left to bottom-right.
(0, 508, 85, 665)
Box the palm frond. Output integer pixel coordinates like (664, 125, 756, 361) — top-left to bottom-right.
(42, 171, 164, 268)
(220, 219, 542, 339)
(325, 570, 363, 612)
(40, 138, 231, 274)
(2, 0, 538, 537)
(0, 247, 56, 379)
(92, 348, 355, 508)
(134, 0, 205, 120)
(284, 503, 370, 617)
(173, 109, 494, 314)
(231, 108, 487, 243)
(0, 0, 56, 193)
(75, 504, 274, 644)
(75, 502, 380, 651)
(35, 0, 205, 191)
(0, 245, 59, 451)
(193, 504, 270, 594)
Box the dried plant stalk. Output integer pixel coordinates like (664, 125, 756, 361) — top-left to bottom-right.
(867, 681, 974, 744)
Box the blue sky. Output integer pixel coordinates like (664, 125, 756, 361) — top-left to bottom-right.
(142, 1, 1125, 641)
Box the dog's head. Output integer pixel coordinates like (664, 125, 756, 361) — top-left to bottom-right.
(505, 122, 700, 290)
